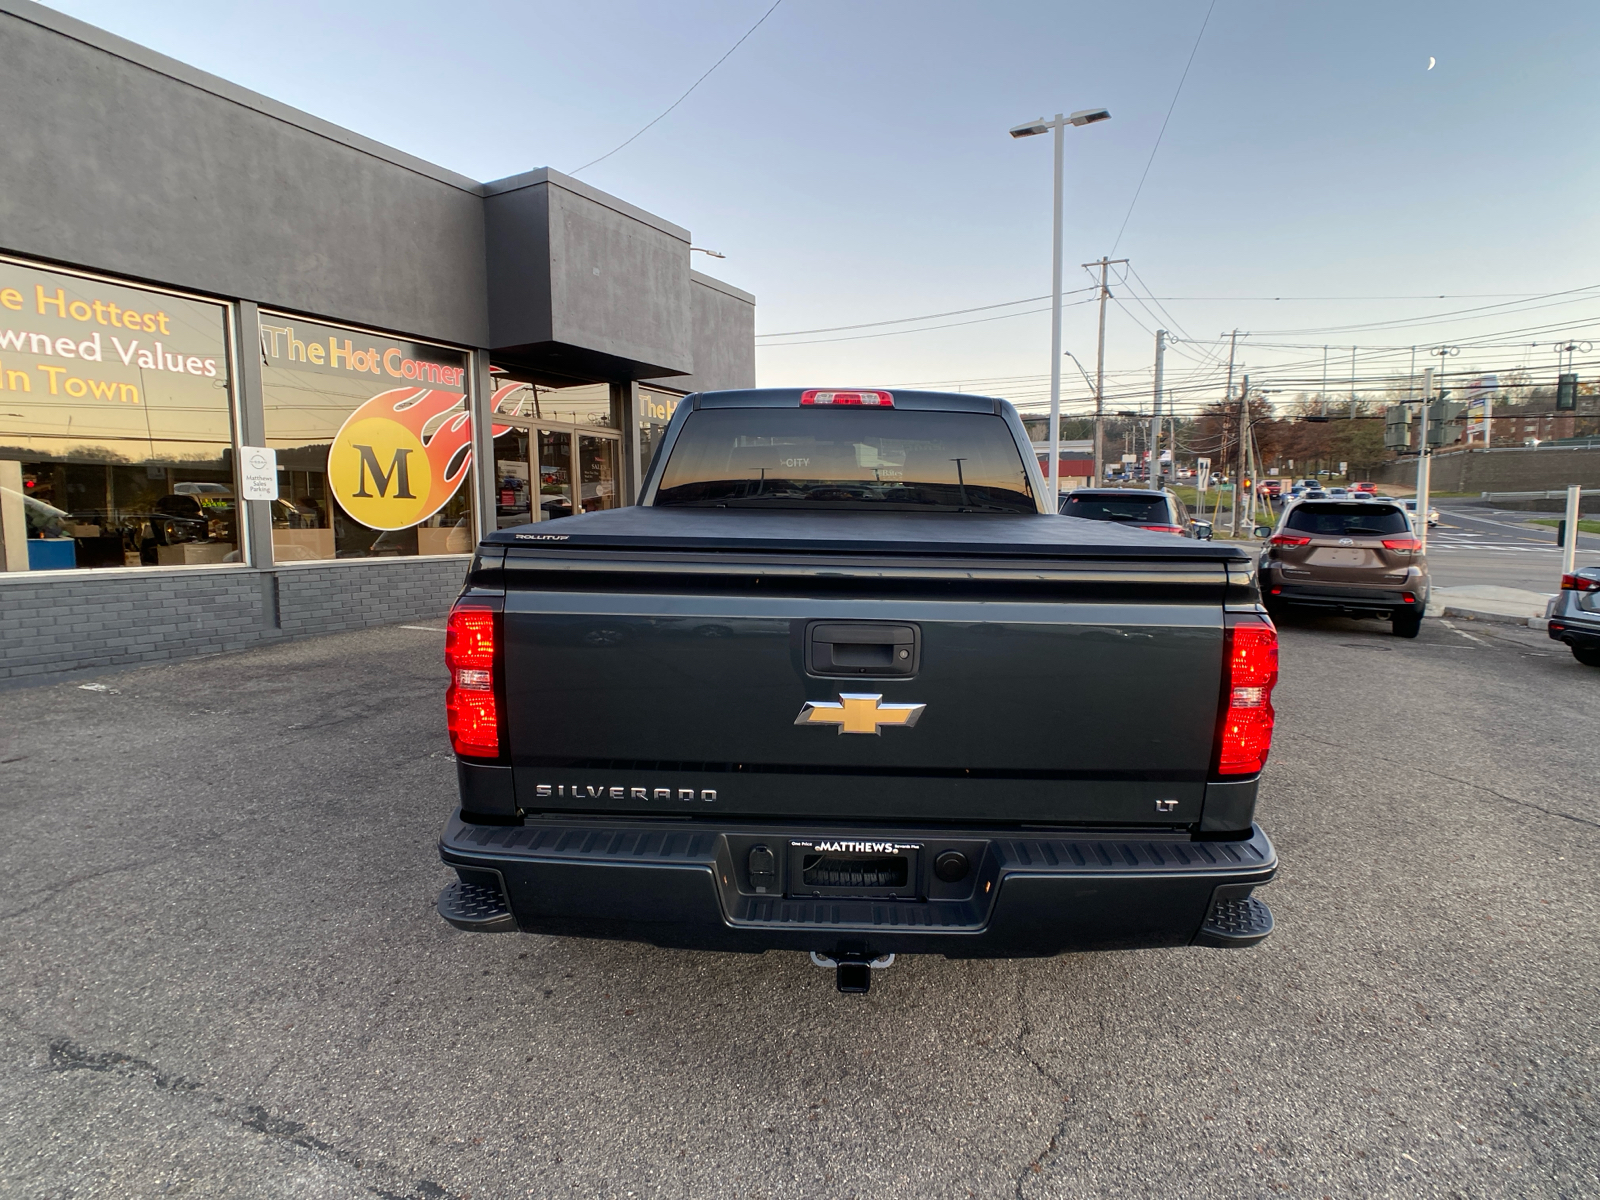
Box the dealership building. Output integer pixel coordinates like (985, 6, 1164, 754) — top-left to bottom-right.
(0, 1, 756, 684)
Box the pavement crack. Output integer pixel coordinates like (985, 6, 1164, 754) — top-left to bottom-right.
(1009, 974, 1071, 1197)
(41, 1037, 460, 1200)
(0, 855, 181, 923)
(1284, 732, 1600, 830)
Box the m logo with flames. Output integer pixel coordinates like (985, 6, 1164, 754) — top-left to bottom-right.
(328, 388, 476, 530)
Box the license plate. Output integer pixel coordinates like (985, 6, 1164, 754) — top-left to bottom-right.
(1310, 548, 1367, 566)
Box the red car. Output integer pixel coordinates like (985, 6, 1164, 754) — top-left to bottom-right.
(1350, 481, 1377, 495)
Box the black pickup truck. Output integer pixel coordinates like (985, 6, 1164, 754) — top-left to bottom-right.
(437, 388, 1279, 991)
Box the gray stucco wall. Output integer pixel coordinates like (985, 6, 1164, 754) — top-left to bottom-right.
(0, 2, 755, 374)
(646, 272, 757, 393)
(484, 171, 693, 378)
(0, 1, 489, 348)
(0, 558, 469, 686)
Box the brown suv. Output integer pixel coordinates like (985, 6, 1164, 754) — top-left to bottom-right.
(1259, 500, 1428, 637)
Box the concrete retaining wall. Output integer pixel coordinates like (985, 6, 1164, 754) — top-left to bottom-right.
(0, 557, 467, 686)
(1369, 446, 1600, 493)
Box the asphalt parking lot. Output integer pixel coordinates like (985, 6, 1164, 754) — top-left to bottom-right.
(2, 614, 1597, 1199)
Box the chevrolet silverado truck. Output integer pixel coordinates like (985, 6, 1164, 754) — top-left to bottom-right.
(436, 388, 1280, 992)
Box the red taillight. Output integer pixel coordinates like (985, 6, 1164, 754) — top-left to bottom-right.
(1137, 523, 1186, 535)
(1269, 534, 1311, 547)
(1383, 538, 1423, 553)
(799, 389, 894, 407)
(1561, 573, 1600, 592)
(446, 604, 500, 758)
(1217, 618, 1278, 777)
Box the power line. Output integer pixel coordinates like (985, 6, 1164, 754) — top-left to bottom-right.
(757, 296, 1100, 347)
(754, 288, 1095, 338)
(757, 290, 1575, 345)
(570, 0, 784, 176)
(1109, 0, 1216, 256)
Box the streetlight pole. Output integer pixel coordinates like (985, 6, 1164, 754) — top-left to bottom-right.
(1010, 108, 1110, 506)
(1150, 329, 1166, 488)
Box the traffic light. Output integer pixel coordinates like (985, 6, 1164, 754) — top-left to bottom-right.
(1557, 373, 1578, 411)
(1384, 404, 1411, 449)
(1427, 397, 1466, 446)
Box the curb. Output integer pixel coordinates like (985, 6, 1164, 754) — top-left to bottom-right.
(1439, 606, 1548, 629)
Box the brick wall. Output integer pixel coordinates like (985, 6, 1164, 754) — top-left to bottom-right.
(0, 556, 468, 686)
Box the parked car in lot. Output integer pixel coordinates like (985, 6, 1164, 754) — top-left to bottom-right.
(1259, 499, 1429, 637)
(1349, 481, 1377, 495)
(1395, 498, 1440, 527)
(1058, 487, 1208, 537)
(1545, 567, 1600, 667)
(1325, 487, 1349, 499)
(436, 387, 1278, 990)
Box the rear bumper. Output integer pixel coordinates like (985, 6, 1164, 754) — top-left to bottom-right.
(1546, 607, 1600, 649)
(437, 811, 1277, 958)
(1263, 574, 1425, 614)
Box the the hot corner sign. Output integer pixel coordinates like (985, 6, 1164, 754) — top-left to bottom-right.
(261, 318, 526, 532)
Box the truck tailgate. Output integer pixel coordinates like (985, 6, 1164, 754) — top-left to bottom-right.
(497, 546, 1233, 826)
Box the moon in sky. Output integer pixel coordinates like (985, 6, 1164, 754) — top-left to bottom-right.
(1427, 57, 1436, 69)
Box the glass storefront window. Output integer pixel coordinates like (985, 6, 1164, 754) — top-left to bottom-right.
(489, 378, 615, 430)
(259, 314, 473, 559)
(491, 427, 533, 529)
(578, 434, 619, 514)
(639, 388, 682, 478)
(0, 256, 237, 572)
(537, 429, 574, 519)
(483, 374, 623, 524)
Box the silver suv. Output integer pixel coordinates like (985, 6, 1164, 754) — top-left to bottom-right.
(1545, 567, 1600, 667)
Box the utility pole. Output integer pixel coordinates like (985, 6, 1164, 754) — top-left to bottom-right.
(1349, 345, 1357, 418)
(1320, 345, 1329, 418)
(1232, 375, 1249, 538)
(1086, 256, 1128, 484)
(1150, 329, 1166, 489)
(1416, 367, 1434, 553)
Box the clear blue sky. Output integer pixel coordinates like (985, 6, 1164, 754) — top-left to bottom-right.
(46, 0, 1600, 414)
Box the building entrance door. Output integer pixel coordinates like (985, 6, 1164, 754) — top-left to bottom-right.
(486, 378, 624, 523)
(577, 434, 619, 515)
(492, 423, 621, 523)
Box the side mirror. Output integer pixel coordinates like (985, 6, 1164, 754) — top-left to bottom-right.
(1190, 520, 1213, 541)
(1253, 525, 1273, 539)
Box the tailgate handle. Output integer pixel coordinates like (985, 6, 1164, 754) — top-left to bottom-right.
(806, 622, 919, 676)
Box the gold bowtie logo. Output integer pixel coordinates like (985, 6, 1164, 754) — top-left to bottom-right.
(795, 693, 926, 736)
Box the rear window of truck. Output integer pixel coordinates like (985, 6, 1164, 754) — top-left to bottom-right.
(653, 409, 1037, 513)
(1061, 495, 1169, 522)
(1285, 503, 1409, 535)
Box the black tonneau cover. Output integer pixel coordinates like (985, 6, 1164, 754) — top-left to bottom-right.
(483, 507, 1249, 562)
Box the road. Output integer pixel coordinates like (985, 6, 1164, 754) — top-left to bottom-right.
(1426, 505, 1600, 592)
(2, 617, 1598, 1199)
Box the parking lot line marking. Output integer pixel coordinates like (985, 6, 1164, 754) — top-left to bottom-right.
(400, 625, 447, 632)
(1439, 619, 1488, 646)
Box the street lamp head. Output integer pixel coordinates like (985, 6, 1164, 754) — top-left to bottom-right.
(1068, 108, 1111, 126)
(1009, 120, 1049, 138)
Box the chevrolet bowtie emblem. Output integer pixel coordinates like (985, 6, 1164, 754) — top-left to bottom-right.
(795, 693, 926, 736)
